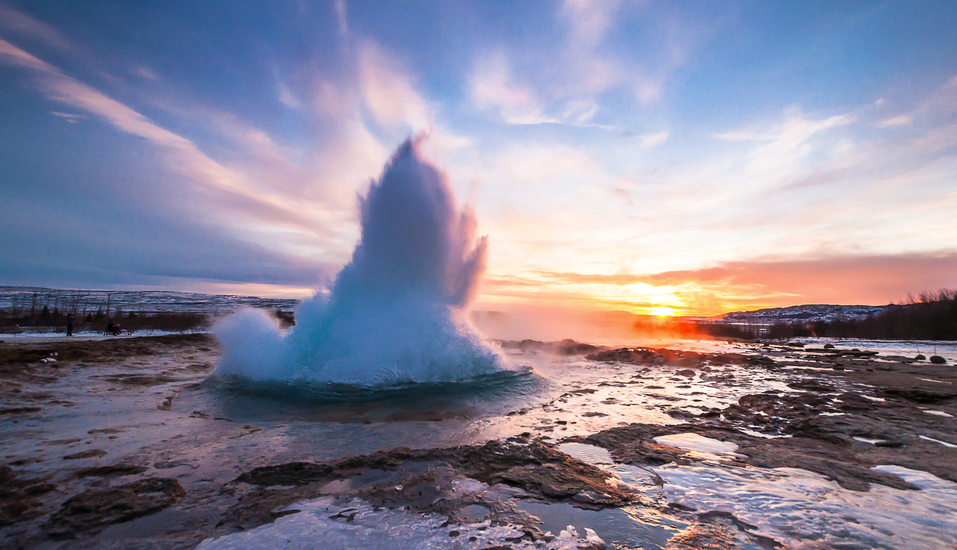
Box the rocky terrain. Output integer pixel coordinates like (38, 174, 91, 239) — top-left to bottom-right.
(0, 334, 954, 548)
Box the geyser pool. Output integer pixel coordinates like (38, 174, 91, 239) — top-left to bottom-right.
(212, 137, 506, 386)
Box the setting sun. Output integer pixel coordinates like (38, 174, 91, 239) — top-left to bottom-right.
(646, 306, 677, 317)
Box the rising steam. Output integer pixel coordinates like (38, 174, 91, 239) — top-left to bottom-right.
(213, 137, 505, 386)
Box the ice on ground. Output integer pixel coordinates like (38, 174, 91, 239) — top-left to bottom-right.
(919, 435, 957, 448)
(559, 442, 615, 466)
(195, 497, 604, 550)
(852, 436, 888, 445)
(653, 433, 741, 459)
(916, 377, 952, 384)
(657, 463, 957, 549)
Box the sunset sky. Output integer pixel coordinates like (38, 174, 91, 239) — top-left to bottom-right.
(2, 1, 956, 316)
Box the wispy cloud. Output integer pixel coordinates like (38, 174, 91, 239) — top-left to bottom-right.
(713, 131, 778, 141)
(357, 41, 429, 130)
(275, 79, 301, 109)
(133, 66, 159, 81)
(876, 114, 912, 127)
(638, 131, 669, 147)
(0, 5, 72, 52)
(560, 0, 623, 49)
(334, 0, 349, 38)
(469, 51, 554, 125)
(0, 37, 319, 236)
(0, 36, 58, 72)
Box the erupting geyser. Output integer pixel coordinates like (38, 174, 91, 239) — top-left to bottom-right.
(213, 137, 506, 385)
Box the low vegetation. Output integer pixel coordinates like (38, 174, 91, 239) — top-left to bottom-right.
(0, 309, 209, 334)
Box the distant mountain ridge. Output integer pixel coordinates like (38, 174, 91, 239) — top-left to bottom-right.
(720, 304, 887, 323)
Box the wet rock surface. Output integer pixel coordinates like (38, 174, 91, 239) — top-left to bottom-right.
(0, 465, 54, 527)
(497, 339, 605, 356)
(73, 464, 148, 479)
(586, 346, 776, 369)
(44, 478, 185, 539)
(0, 334, 209, 369)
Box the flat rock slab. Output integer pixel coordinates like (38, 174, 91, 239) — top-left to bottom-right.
(45, 477, 185, 539)
(63, 449, 107, 460)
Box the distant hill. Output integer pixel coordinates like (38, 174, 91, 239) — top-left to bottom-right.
(719, 304, 887, 324)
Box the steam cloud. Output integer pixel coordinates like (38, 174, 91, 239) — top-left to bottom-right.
(213, 137, 505, 385)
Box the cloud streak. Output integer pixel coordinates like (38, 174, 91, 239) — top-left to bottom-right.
(0, 38, 320, 235)
(0, 5, 72, 52)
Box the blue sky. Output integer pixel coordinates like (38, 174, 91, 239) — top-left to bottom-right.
(2, 0, 956, 314)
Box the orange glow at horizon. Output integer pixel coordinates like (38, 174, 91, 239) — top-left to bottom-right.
(476, 252, 957, 317)
(158, 252, 957, 319)
(478, 272, 738, 317)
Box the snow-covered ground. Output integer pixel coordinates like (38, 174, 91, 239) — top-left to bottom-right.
(0, 286, 299, 314)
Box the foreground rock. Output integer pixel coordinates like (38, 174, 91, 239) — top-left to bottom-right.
(0, 465, 54, 527)
(44, 478, 185, 539)
(218, 436, 632, 541)
(586, 346, 776, 369)
(497, 339, 605, 356)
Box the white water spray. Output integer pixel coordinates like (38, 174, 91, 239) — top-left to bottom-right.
(213, 137, 505, 386)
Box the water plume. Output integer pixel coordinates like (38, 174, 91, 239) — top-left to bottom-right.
(213, 136, 505, 386)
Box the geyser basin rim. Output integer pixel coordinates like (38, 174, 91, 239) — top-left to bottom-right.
(204, 364, 540, 403)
